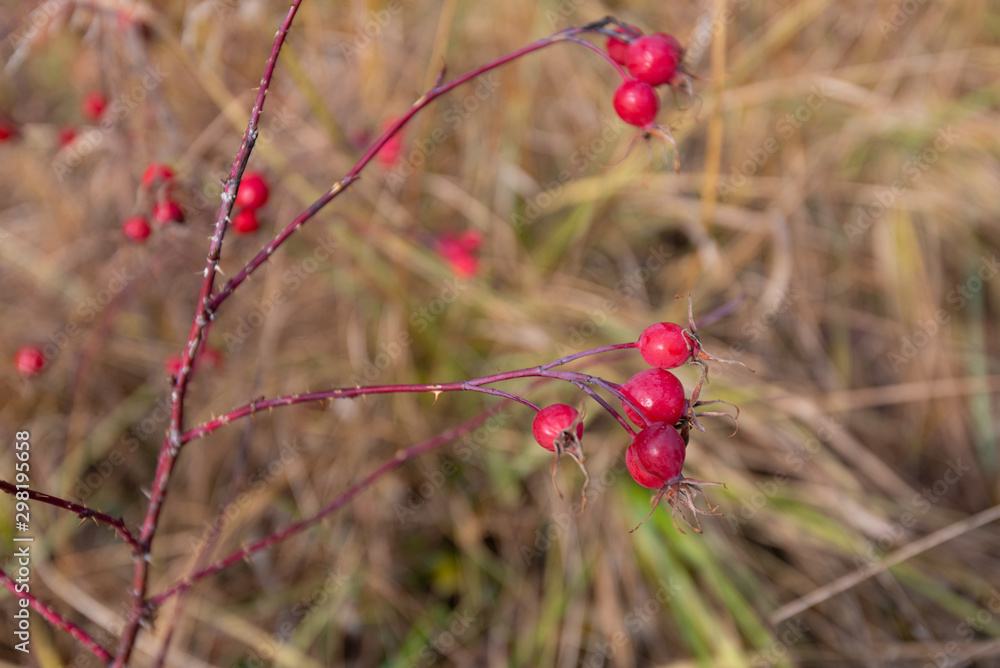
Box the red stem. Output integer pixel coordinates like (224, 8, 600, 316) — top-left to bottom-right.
(205, 25, 624, 314)
(0, 481, 139, 552)
(113, 3, 306, 665)
(114, 13, 629, 665)
(0, 569, 112, 662)
(181, 343, 643, 445)
(148, 406, 502, 607)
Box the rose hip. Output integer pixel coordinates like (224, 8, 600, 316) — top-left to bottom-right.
(638, 322, 696, 369)
(122, 216, 152, 242)
(631, 422, 686, 481)
(532, 404, 583, 452)
(626, 33, 683, 86)
(613, 80, 659, 128)
(626, 444, 663, 489)
(14, 346, 46, 377)
(621, 368, 686, 426)
(235, 172, 269, 210)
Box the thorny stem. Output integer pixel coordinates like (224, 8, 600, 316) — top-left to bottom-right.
(181, 356, 643, 446)
(115, 2, 305, 665)
(148, 406, 503, 607)
(56, 12, 668, 665)
(205, 23, 626, 315)
(0, 481, 139, 552)
(0, 569, 112, 663)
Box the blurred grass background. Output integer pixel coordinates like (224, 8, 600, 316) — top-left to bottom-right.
(1, 0, 1000, 666)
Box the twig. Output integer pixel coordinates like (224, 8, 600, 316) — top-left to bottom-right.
(0, 568, 113, 663)
(148, 405, 503, 606)
(769, 503, 1000, 625)
(0, 481, 139, 551)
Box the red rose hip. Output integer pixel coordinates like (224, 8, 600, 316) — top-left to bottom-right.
(638, 322, 696, 369)
(626, 33, 683, 86)
(236, 172, 269, 210)
(122, 216, 151, 242)
(81, 91, 108, 121)
(606, 24, 641, 66)
(152, 200, 184, 224)
(621, 368, 686, 426)
(232, 209, 259, 234)
(613, 80, 659, 128)
(626, 444, 663, 489)
(141, 163, 175, 189)
(532, 404, 583, 452)
(631, 422, 686, 481)
(14, 345, 46, 377)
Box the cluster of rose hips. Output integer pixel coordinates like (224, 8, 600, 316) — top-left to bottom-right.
(230, 171, 270, 235)
(604, 24, 685, 131)
(121, 163, 184, 242)
(531, 303, 740, 532)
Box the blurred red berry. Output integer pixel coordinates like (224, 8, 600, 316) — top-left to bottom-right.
(607, 24, 641, 66)
(152, 200, 184, 224)
(235, 172, 269, 210)
(141, 163, 175, 189)
(164, 354, 183, 376)
(638, 322, 696, 369)
(14, 346, 46, 378)
(376, 118, 405, 168)
(613, 80, 659, 128)
(621, 368, 686, 426)
(435, 230, 483, 278)
(122, 216, 152, 242)
(626, 33, 683, 87)
(0, 122, 17, 142)
(631, 422, 686, 481)
(58, 126, 77, 148)
(232, 209, 259, 234)
(200, 346, 224, 369)
(532, 404, 583, 452)
(81, 91, 108, 121)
